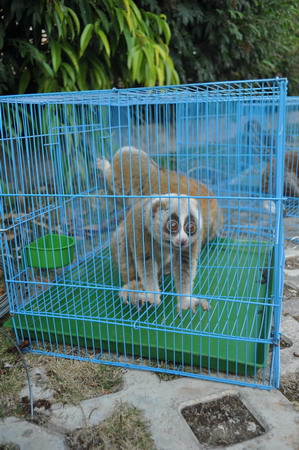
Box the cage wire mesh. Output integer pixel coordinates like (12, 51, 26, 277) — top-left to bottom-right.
(0, 78, 286, 389)
(282, 96, 299, 242)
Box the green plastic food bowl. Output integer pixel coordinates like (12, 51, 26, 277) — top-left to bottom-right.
(23, 234, 75, 269)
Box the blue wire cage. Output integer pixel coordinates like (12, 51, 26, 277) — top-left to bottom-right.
(282, 96, 299, 241)
(0, 78, 286, 389)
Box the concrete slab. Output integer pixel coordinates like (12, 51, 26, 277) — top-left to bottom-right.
(45, 370, 299, 450)
(0, 417, 66, 450)
(283, 297, 299, 317)
(280, 316, 299, 376)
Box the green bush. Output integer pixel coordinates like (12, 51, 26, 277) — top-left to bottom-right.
(137, 0, 299, 94)
(0, 0, 179, 94)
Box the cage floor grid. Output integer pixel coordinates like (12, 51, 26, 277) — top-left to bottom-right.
(6, 238, 274, 375)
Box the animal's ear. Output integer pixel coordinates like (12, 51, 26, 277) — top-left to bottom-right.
(150, 198, 168, 215)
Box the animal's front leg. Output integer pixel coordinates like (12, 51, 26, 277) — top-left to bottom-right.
(134, 255, 161, 307)
(173, 245, 209, 313)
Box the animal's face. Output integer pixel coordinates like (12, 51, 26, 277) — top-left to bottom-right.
(150, 195, 202, 249)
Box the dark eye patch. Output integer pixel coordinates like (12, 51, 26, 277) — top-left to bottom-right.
(170, 212, 179, 223)
(164, 213, 180, 234)
(184, 215, 197, 235)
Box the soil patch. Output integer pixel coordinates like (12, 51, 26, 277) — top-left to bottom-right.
(285, 257, 299, 270)
(181, 395, 265, 447)
(283, 284, 299, 301)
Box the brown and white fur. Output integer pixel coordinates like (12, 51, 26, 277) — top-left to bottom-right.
(97, 146, 223, 245)
(111, 195, 209, 313)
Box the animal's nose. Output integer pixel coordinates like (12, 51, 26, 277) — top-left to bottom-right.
(180, 237, 188, 246)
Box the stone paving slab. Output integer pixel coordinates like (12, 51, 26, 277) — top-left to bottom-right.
(1, 370, 299, 450)
(280, 315, 299, 376)
(0, 416, 66, 450)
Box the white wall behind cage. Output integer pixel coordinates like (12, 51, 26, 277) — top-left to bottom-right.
(0, 78, 286, 389)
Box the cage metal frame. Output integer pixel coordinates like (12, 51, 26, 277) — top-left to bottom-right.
(0, 78, 287, 389)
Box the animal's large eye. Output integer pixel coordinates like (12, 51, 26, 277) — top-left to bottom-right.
(167, 219, 179, 233)
(185, 221, 196, 235)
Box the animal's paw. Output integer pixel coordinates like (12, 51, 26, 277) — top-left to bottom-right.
(118, 282, 142, 305)
(118, 283, 161, 308)
(177, 296, 210, 314)
(145, 292, 161, 306)
(96, 157, 110, 172)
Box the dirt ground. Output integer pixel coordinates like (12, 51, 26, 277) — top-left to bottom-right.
(181, 395, 265, 447)
(285, 256, 299, 270)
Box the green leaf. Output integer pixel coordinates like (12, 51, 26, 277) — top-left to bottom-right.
(53, 11, 63, 40)
(39, 77, 57, 93)
(115, 8, 125, 33)
(66, 7, 81, 35)
(123, 4, 134, 32)
(50, 41, 61, 73)
(143, 45, 155, 73)
(160, 19, 171, 45)
(62, 43, 79, 72)
(144, 62, 156, 86)
(132, 49, 143, 81)
(45, 15, 52, 35)
(40, 61, 54, 78)
(54, 0, 64, 22)
(129, 0, 142, 22)
(156, 65, 164, 86)
(127, 44, 138, 69)
(123, 27, 134, 49)
(94, 9, 109, 33)
(94, 25, 110, 56)
(61, 62, 76, 83)
(65, 14, 75, 41)
(77, 60, 88, 90)
(18, 69, 31, 94)
(80, 24, 94, 58)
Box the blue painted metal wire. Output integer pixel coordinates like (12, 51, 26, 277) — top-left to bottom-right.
(0, 78, 287, 389)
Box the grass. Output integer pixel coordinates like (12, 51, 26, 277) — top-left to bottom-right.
(0, 330, 26, 418)
(0, 328, 123, 418)
(44, 358, 123, 404)
(66, 401, 156, 450)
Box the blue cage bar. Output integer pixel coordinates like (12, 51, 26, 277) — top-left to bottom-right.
(0, 78, 286, 388)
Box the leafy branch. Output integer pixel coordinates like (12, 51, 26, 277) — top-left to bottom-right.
(0, 0, 179, 94)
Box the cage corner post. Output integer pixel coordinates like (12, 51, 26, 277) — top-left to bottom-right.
(271, 77, 288, 388)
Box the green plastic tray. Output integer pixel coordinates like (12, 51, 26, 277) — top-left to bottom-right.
(6, 238, 274, 375)
(23, 234, 75, 269)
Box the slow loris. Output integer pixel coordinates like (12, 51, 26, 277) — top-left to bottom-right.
(111, 194, 209, 313)
(97, 146, 223, 245)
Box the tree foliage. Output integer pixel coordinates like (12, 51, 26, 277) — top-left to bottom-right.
(137, 0, 299, 94)
(0, 0, 179, 95)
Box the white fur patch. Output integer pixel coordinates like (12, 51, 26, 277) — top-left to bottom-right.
(97, 157, 111, 172)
